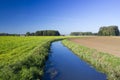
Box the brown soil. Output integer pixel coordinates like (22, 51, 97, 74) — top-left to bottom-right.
(70, 36, 120, 57)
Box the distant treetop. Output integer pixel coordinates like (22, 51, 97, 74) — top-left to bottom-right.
(70, 32, 95, 36)
(26, 30, 60, 36)
(98, 25, 119, 36)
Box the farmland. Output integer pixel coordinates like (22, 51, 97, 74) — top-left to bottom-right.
(0, 36, 64, 80)
(1, 36, 120, 80)
(69, 36, 120, 57)
(62, 37, 120, 80)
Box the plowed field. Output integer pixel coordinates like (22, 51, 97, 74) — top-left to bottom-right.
(70, 37, 120, 57)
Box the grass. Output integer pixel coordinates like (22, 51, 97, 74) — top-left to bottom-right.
(62, 39, 120, 80)
(0, 36, 65, 80)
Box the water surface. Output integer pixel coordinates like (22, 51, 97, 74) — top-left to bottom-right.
(42, 41, 106, 80)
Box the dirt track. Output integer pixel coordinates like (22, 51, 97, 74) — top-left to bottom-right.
(70, 37, 120, 57)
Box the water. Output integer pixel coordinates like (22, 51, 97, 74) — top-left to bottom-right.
(42, 41, 106, 80)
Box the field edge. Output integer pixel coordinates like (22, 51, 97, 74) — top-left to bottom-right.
(62, 39, 120, 80)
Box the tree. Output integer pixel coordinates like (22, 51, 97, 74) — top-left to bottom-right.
(26, 32, 31, 36)
(98, 26, 119, 36)
(35, 30, 60, 36)
(70, 32, 93, 36)
(0, 33, 20, 36)
(35, 31, 43, 36)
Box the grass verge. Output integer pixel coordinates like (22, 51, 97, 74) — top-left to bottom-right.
(62, 39, 120, 80)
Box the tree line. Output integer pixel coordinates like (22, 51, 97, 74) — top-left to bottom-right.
(0, 33, 20, 36)
(98, 26, 119, 36)
(0, 30, 60, 36)
(70, 25, 120, 36)
(70, 32, 97, 36)
(26, 30, 60, 36)
(0, 26, 119, 36)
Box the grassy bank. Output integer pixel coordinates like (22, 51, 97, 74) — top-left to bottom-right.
(0, 36, 64, 80)
(62, 39, 120, 80)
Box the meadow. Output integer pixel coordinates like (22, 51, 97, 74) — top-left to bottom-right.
(62, 37, 120, 80)
(0, 36, 64, 80)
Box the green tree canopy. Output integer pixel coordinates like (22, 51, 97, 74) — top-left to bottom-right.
(70, 32, 93, 36)
(35, 30, 60, 36)
(98, 26, 119, 36)
(26, 32, 31, 36)
(26, 30, 60, 36)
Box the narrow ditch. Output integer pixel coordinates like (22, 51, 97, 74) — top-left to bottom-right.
(42, 41, 106, 80)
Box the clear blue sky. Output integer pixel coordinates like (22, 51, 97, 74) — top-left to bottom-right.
(0, 0, 120, 34)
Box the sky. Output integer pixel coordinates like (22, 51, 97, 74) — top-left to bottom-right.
(0, 0, 120, 34)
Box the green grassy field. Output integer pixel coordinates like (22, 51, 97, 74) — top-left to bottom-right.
(1, 36, 120, 80)
(62, 39, 120, 80)
(0, 36, 64, 80)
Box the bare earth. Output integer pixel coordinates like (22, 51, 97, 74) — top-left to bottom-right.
(70, 37, 120, 57)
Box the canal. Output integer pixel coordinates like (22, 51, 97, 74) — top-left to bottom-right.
(42, 41, 106, 80)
